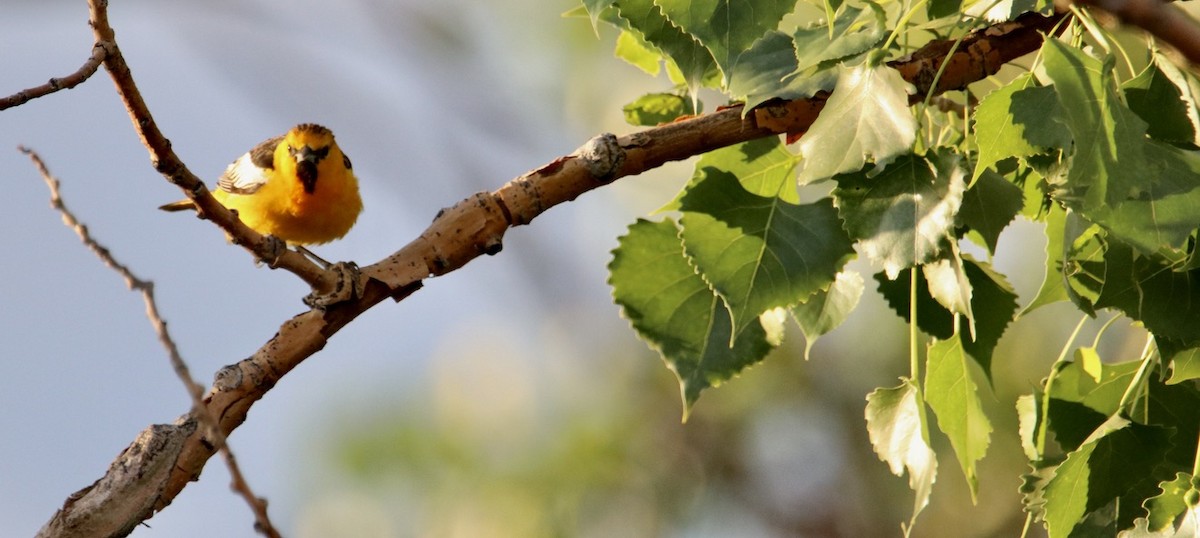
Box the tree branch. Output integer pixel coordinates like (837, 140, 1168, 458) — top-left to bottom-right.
(29, 5, 1067, 537)
(0, 43, 108, 111)
(1069, 0, 1200, 65)
(21, 147, 282, 538)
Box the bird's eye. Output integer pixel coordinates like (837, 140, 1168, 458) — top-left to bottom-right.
(313, 146, 330, 159)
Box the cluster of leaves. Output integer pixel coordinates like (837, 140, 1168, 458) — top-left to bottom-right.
(578, 0, 1200, 536)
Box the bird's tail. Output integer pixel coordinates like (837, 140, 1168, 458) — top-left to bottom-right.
(158, 199, 197, 212)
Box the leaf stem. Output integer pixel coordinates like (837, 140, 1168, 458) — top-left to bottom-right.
(881, 0, 930, 54)
(1116, 336, 1156, 418)
(1036, 315, 1089, 456)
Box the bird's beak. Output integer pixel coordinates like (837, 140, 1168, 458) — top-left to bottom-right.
(295, 146, 320, 193)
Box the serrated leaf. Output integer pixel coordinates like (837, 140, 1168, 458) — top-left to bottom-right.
(865, 380, 938, 530)
(654, 0, 797, 83)
(1039, 39, 1149, 210)
(1043, 416, 1173, 537)
(923, 247, 975, 337)
(964, 0, 1045, 22)
(972, 74, 1071, 183)
(792, 270, 864, 360)
(1081, 242, 1200, 346)
(925, 334, 992, 501)
(614, 0, 720, 94)
(793, 5, 885, 72)
(876, 256, 1017, 377)
(1158, 338, 1200, 385)
(1123, 54, 1199, 145)
(615, 30, 664, 75)
(1020, 203, 1070, 315)
(1142, 473, 1196, 533)
(834, 151, 965, 279)
(661, 136, 798, 213)
(582, 0, 618, 33)
(609, 219, 777, 416)
(1016, 393, 1042, 461)
(1087, 140, 1200, 254)
(679, 167, 855, 337)
(1045, 359, 1140, 451)
(728, 30, 837, 110)
(622, 92, 694, 125)
(957, 167, 1024, 254)
(797, 63, 917, 184)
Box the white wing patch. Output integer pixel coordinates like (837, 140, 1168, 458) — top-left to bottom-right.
(217, 152, 271, 195)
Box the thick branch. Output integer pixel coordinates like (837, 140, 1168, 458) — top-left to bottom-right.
(36, 8, 1067, 538)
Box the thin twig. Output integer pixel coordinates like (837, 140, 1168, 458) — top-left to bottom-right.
(1069, 0, 1200, 65)
(0, 43, 108, 111)
(19, 146, 283, 538)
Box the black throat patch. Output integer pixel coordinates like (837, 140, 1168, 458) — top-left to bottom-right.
(297, 160, 318, 193)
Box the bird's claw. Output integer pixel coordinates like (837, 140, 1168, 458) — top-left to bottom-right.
(304, 261, 364, 308)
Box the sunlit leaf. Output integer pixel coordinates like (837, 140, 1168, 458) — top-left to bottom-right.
(1141, 473, 1196, 533)
(793, 5, 885, 72)
(614, 0, 720, 94)
(623, 92, 694, 125)
(972, 73, 1070, 183)
(792, 270, 864, 360)
(614, 30, 664, 76)
(1043, 416, 1172, 537)
(655, 0, 798, 82)
(865, 380, 938, 530)
(1039, 39, 1149, 210)
(728, 31, 837, 110)
(925, 334, 992, 500)
(797, 63, 916, 184)
(609, 219, 777, 416)
(834, 151, 965, 279)
(679, 163, 855, 337)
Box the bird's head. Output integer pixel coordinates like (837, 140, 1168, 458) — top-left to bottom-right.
(284, 123, 338, 194)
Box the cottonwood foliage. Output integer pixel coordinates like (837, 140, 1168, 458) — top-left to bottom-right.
(581, 1, 1200, 536)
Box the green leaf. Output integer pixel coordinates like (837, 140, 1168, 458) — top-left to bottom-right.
(797, 63, 917, 184)
(679, 163, 855, 337)
(963, 0, 1044, 23)
(1019, 203, 1070, 316)
(865, 380, 938, 530)
(1016, 393, 1041, 461)
(1042, 416, 1172, 537)
(927, 0, 961, 20)
(622, 92, 694, 125)
(922, 247, 975, 337)
(1082, 242, 1200, 346)
(614, 30, 664, 76)
(1086, 140, 1200, 254)
(1158, 338, 1200, 384)
(1123, 54, 1200, 145)
(1039, 39, 1149, 210)
(792, 270, 864, 360)
(1044, 359, 1140, 451)
(614, 0, 720, 94)
(793, 5, 885, 73)
(1142, 473, 1196, 533)
(925, 334, 992, 500)
(876, 256, 1017, 377)
(834, 151, 965, 279)
(972, 74, 1070, 183)
(582, 0, 618, 32)
(957, 168, 1024, 255)
(654, 0, 798, 82)
(609, 219, 778, 416)
(728, 31, 837, 110)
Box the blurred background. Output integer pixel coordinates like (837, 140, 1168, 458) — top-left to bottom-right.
(0, 1, 1150, 537)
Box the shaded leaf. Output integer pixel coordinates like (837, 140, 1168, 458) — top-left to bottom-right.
(1081, 242, 1200, 346)
(793, 4, 885, 72)
(728, 30, 837, 110)
(614, 0, 720, 94)
(609, 219, 777, 416)
(972, 74, 1070, 183)
(655, 0, 798, 82)
(1087, 140, 1200, 254)
(792, 270, 864, 360)
(1123, 54, 1200, 145)
(957, 168, 1024, 255)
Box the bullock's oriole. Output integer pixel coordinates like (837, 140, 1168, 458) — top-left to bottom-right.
(160, 123, 363, 249)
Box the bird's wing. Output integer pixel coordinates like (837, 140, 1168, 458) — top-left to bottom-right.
(217, 135, 283, 195)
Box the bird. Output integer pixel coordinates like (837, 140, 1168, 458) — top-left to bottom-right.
(160, 123, 363, 261)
